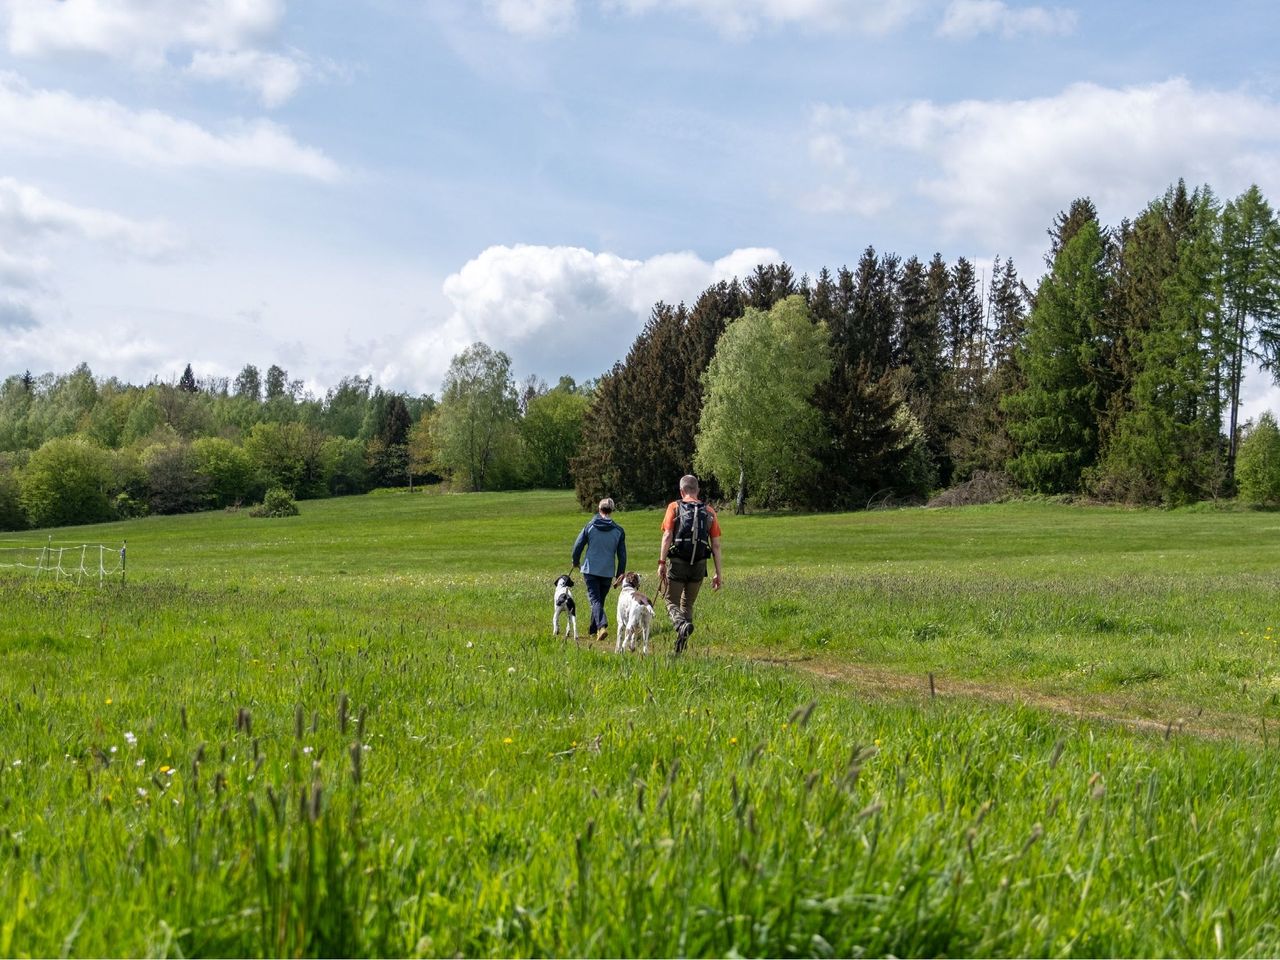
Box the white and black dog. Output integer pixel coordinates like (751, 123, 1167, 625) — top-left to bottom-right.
(552, 574, 578, 641)
(613, 571, 655, 654)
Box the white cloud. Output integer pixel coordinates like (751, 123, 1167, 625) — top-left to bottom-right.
(0, 177, 182, 260)
(0, 318, 173, 376)
(937, 0, 1076, 39)
(0, 248, 47, 291)
(1, 0, 284, 63)
(0, 0, 323, 106)
(381, 243, 782, 388)
(483, 0, 577, 36)
(0, 72, 340, 180)
(612, 0, 923, 37)
(0, 177, 186, 335)
(800, 129, 893, 216)
(186, 49, 304, 108)
(808, 79, 1280, 266)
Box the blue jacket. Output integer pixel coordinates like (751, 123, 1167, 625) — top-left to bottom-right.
(572, 515, 626, 578)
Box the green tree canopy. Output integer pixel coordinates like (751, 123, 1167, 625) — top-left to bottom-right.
(695, 295, 831, 512)
(18, 437, 117, 528)
(432, 342, 519, 491)
(521, 386, 589, 489)
(1237, 412, 1280, 505)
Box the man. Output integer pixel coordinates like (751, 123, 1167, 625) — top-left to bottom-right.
(657, 475, 722, 653)
(571, 497, 627, 643)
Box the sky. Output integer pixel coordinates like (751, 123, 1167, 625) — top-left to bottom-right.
(0, 0, 1278, 415)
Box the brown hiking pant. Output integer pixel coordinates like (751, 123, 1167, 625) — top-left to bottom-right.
(661, 557, 706, 632)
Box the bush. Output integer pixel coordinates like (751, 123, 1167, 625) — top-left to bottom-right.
(141, 441, 209, 514)
(1237, 412, 1280, 506)
(193, 437, 259, 507)
(19, 436, 117, 528)
(249, 487, 299, 518)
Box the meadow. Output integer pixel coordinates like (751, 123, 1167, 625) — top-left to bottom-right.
(2, 490, 1279, 957)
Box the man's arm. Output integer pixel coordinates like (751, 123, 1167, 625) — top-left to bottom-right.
(616, 528, 627, 575)
(571, 525, 588, 568)
(710, 535, 723, 590)
(657, 529, 673, 574)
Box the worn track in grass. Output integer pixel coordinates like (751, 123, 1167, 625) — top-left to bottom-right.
(742, 651, 1271, 744)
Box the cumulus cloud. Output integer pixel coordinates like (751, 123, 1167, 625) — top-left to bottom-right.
(808, 78, 1280, 264)
(483, 0, 577, 36)
(0, 72, 340, 180)
(381, 243, 783, 388)
(0, 177, 183, 260)
(0, 0, 322, 106)
(937, 0, 1076, 39)
(612, 0, 923, 37)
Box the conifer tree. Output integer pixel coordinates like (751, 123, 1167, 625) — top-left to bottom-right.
(1091, 183, 1223, 503)
(1005, 217, 1107, 493)
(1221, 185, 1280, 476)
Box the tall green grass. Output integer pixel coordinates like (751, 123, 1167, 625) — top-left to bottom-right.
(2, 491, 1279, 956)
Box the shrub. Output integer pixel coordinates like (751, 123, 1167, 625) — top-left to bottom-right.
(249, 487, 299, 518)
(1237, 412, 1280, 506)
(193, 437, 259, 507)
(18, 436, 116, 528)
(141, 441, 209, 515)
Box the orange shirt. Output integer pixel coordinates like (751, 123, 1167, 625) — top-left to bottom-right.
(661, 497, 722, 538)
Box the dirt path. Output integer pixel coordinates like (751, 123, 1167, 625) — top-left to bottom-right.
(745, 653, 1270, 745)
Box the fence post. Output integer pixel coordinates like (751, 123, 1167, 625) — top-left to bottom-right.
(121, 541, 127, 586)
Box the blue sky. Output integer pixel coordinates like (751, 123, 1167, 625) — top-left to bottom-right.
(1, 0, 1279, 414)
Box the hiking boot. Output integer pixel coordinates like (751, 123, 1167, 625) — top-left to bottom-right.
(674, 621, 694, 654)
(597, 627, 608, 644)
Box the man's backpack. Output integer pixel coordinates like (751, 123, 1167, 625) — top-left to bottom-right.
(669, 500, 711, 563)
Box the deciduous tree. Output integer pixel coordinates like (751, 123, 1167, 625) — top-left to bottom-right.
(432, 342, 519, 491)
(695, 296, 830, 512)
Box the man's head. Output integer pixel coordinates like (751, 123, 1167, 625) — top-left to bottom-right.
(679, 475, 699, 497)
(598, 498, 615, 516)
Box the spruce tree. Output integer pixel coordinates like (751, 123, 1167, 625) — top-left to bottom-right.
(1091, 183, 1223, 503)
(1005, 219, 1107, 493)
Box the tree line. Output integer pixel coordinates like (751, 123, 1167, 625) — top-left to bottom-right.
(0, 359, 589, 530)
(3, 178, 1278, 532)
(571, 181, 1280, 512)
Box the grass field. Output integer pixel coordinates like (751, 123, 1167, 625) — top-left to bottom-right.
(2, 490, 1279, 956)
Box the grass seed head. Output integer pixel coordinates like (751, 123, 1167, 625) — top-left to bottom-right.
(1050, 739, 1065, 769)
